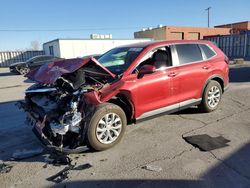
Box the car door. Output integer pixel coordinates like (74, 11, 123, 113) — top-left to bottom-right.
(129, 46, 180, 118)
(173, 43, 213, 103)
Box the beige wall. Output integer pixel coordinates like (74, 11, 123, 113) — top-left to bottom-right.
(166, 26, 230, 40)
(134, 27, 167, 40)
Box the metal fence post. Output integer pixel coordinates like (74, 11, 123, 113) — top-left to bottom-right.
(243, 32, 248, 58)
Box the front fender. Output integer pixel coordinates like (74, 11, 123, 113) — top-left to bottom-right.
(84, 82, 124, 105)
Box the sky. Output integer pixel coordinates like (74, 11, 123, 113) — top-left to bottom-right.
(0, 0, 249, 51)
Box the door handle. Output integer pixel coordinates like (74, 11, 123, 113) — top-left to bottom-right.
(168, 72, 178, 77)
(202, 65, 210, 70)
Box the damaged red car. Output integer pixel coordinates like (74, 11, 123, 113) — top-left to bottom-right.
(19, 40, 229, 152)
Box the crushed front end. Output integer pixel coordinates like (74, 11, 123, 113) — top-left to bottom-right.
(18, 58, 116, 153)
(20, 84, 93, 153)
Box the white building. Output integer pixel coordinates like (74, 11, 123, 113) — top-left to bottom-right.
(43, 38, 151, 58)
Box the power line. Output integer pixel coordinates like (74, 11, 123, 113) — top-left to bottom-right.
(0, 27, 142, 32)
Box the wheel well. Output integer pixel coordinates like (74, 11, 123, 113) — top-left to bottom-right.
(211, 77, 224, 92)
(108, 94, 134, 124)
(201, 76, 225, 98)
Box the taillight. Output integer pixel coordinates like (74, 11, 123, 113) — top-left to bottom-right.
(224, 56, 229, 64)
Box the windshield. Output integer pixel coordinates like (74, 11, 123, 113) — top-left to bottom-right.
(98, 47, 143, 74)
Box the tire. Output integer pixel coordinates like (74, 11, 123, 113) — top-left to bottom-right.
(18, 67, 30, 75)
(87, 103, 127, 151)
(199, 80, 222, 113)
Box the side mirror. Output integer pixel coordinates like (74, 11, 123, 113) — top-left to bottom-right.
(137, 65, 156, 78)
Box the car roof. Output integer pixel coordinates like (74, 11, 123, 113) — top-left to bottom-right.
(118, 40, 214, 49)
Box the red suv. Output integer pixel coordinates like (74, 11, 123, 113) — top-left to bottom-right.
(21, 40, 229, 152)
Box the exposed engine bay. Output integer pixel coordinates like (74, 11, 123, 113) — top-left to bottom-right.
(19, 58, 117, 152)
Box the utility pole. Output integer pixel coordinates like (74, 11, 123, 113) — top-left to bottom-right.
(205, 7, 211, 27)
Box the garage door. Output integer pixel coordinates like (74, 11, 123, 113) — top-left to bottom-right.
(170, 32, 184, 40)
(188, 32, 200, 40)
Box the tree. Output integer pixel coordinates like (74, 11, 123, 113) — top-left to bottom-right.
(30, 40, 40, 50)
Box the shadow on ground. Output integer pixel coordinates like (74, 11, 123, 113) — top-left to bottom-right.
(53, 142, 250, 188)
(23, 78, 36, 83)
(0, 71, 17, 77)
(229, 66, 250, 83)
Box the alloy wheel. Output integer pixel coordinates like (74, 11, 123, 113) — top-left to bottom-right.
(207, 86, 221, 108)
(96, 113, 122, 144)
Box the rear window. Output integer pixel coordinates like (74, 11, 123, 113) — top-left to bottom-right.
(175, 44, 203, 64)
(199, 44, 216, 59)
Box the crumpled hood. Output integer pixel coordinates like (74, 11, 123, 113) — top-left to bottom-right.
(26, 57, 116, 84)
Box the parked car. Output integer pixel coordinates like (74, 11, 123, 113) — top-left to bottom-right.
(82, 54, 102, 60)
(19, 40, 229, 153)
(9, 55, 63, 75)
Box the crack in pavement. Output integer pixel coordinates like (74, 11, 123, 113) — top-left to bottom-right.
(209, 151, 250, 181)
(178, 115, 207, 125)
(127, 148, 194, 173)
(179, 107, 250, 138)
(227, 97, 246, 109)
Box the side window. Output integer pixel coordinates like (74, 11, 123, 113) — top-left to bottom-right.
(175, 44, 203, 64)
(134, 46, 172, 72)
(199, 44, 216, 59)
(34, 56, 50, 63)
(33, 56, 43, 62)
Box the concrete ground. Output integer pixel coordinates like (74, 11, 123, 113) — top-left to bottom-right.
(0, 65, 250, 188)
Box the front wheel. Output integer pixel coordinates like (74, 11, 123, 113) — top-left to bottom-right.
(199, 80, 222, 113)
(18, 67, 30, 75)
(87, 103, 127, 151)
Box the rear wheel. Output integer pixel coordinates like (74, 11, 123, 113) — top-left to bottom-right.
(18, 67, 30, 75)
(87, 103, 127, 151)
(199, 80, 222, 112)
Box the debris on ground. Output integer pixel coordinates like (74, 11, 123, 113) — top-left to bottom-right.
(46, 166, 72, 183)
(51, 154, 72, 166)
(74, 156, 80, 160)
(73, 163, 92, 170)
(183, 134, 230, 151)
(44, 150, 93, 184)
(44, 152, 72, 166)
(100, 158, 107, 162)
(12, 148, 44, 160)
(142, 164, 162, 172)
(0, 163, 13, 173)
(46, 162, 93, 183)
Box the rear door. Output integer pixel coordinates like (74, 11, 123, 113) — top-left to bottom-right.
(173, 43, 213, 103)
